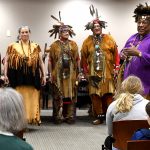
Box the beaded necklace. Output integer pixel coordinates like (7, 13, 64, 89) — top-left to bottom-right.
(93, 34, 105, 72)
(59, 40, 71, 79)
(20, 40, 31, 62)
(132, 34, 143, 47)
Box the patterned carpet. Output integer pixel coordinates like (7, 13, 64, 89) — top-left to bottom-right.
(24, 110, 107, 150)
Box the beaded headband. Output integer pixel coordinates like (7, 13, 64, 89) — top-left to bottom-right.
(48, 11, 75, 39)
(133, 3, 150, 22)
(85, 5, 107, 30)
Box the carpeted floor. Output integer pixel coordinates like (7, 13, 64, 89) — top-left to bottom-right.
(24, 109, 107, 150)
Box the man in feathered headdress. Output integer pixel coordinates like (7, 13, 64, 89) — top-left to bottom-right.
(47, 12, 80, 124)
(81, 5, 119, 125)
(120, 3, 150, 99)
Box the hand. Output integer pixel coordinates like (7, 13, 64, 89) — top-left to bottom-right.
(4, 75, 9, 85)
(41, 76, 46, 86)
(120, 51, 127, 60)
(77, 72, 87, 81)
(48, 73, 53, 83)
(76, 72, 88, 87)
(77, 72, 83, 79)
(123, 43, 140, 57)
(75, 73, 81, 86)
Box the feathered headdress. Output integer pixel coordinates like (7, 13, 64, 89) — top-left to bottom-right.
(133, 3, 150, 22)
(48, 11, 75, 39)
(85, 5, 107, 30)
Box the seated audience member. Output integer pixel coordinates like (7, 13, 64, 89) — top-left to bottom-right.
(106, 75, 149, 136)
(131, 102, 150, 140)
(0, 88, 33, 150)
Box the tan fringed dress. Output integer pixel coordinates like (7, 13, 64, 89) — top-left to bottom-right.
(6, 41, 41, 125)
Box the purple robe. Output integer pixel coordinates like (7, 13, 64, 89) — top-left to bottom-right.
(122, 33, 150, 95)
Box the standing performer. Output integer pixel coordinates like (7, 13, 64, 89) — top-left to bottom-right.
(120, 3, 150, 100)
(48, 12, 80, 124)
(4, 26, 46, 125)
(81, 5, 119, 125)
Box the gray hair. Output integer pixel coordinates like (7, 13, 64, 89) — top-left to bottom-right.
(0, 88, 27, 133)
(18, 26, 31, 33)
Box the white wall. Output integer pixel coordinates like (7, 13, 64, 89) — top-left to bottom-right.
(0, 0, 148, 59)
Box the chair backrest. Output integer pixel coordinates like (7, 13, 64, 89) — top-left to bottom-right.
(113, 120, 149, 150)
(127, 140, 150, 150)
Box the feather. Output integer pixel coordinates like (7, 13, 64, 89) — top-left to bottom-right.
(91, 5, 95, 14)
(48, 29, 54, 33)
(96, 8, 99, 19)
(50, 32, 55, 37)
(69, 33, 72, 38)
(89, 6, 93, 16)
(89, 5, 95, 16)
(145, 2, 148, 7)
(51, 15, 60, 22)
(54, 32, 57, 39)
(59, 11, 61, 21)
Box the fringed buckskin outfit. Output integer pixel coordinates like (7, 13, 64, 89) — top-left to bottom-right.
(81, 34, 119, 118)
(49, 39, 79, 123)
(6, 41, 41, 124)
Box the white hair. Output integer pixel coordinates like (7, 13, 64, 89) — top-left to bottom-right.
(18, 25, 31, 33)
(0, 88, 27, 133)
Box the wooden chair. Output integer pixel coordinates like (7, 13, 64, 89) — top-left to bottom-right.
(113, 120, 149, 150)
(127, 140, 150, 150)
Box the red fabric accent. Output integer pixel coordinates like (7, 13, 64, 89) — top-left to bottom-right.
(63, 102, 72, 104)
(83, 63, 89, 74)
(115, 49, 120, 67)
(76, 56, 80, 61)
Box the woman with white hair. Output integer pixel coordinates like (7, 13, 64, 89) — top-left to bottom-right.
(4, 26, 46, 125)
(106, 75, 149, 136)
(0, 88, 33, 150)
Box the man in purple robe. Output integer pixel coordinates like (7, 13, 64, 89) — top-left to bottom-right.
(120, 3, 150, 99)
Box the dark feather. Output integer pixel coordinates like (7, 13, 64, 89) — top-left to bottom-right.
(51, 15, 60, 22)
(50, 32, 55, 37)
(59, 11, 61, 21)
(48, 29, 54, 33)
(89, 6, 93, 16)
(91, 5, 95, 14)
(54, 32, 57, 39)
(89, 5, 95, 16)
(96, 8, 99, 19)
(69, 33, 72, 38)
